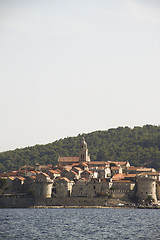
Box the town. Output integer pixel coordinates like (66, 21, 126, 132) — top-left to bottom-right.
(0, 137, 160, 208)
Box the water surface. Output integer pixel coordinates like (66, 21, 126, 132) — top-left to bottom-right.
(0, 208, 159, 239)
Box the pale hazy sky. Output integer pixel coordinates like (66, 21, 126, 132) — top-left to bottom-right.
(1, 0, 160, 152)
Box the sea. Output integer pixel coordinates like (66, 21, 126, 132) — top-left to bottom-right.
(0, 208, 160, 240)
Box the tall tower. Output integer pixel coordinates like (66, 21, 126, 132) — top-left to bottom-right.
(79, 137, 90, 162)
(136, 174, 157, 203)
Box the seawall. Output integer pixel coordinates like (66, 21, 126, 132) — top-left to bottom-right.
(0, 195, 35, 208)
(46, 197, 107, 207)
(0, 191, 131, 208)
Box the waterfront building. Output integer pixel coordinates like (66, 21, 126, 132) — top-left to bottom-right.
(52, 177, 74, 197)
(136, 172, 158, 203)
(35, 172, 53, 198)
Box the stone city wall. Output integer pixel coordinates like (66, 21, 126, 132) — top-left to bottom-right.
(46, 197, 107, 206)
(0, 195, 35, 208)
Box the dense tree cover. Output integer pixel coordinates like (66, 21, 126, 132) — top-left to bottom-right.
(0, 125, 160, 173)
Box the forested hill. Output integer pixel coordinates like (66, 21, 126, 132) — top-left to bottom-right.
(1, 125, 160, 173)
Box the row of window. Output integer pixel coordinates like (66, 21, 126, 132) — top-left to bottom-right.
(141, 192, 153, 194)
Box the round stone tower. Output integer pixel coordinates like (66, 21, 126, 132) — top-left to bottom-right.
(136, 173, 157, 203)
(35, 173, 53, 199)
(79, 137, 90, 162)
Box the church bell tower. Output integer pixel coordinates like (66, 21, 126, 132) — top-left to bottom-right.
(79, 137, 90, 162)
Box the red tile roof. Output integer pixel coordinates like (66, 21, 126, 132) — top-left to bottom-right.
(127, 166, 138, 170)
(112, 173, 126, 181)
(125, 174, 137, 178)
(17, 177, 25, 181)
(136, 168, 154, 172)
(138, 172, 159, 176)
(74, 167, 82, 171)
(49, 170, 60, 174)
(70, 163, 81, 167)
(128, 167, 155, 172)
(55, 169, 62, 173)
(111, 166, 121, 170)
(58, 157, 79, 163)
(0, 171, 18, 177)
(113, 180, 134, 183)
(64, 165, 72, 169)
(30, 176, 36, 180)
(8, 176, 15, 180)
(82, 170, 93, 174)
(80, 162, 88, 166)
(40, 172, 50, 177)
(63, 168, 70, 172)
(109, 161, 127, 166)
(70, 170, 77, 175)
(88, 161, 107, 165)
(60, 177, 71, 182)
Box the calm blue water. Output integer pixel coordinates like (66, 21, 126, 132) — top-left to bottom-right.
(0, 208, 160, 240)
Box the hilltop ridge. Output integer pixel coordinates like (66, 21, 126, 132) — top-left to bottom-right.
(0, 124, 160, 172)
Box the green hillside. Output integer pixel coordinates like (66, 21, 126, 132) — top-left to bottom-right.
(1, 125, 160, 173)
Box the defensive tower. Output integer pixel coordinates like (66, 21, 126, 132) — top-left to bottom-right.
(136, 173, 157, 203)
(35, 173, 53, 199)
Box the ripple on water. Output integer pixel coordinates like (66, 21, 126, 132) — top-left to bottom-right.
(0, 208, 160, 240)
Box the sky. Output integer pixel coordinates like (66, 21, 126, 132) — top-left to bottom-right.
(0, 0, 160, 152)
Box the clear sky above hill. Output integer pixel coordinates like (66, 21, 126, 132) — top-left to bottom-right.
(0, 0, 160, 152)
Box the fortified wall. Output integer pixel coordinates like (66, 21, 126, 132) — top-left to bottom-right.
(46, 197, 107, 207)
(136, 174, 157, 203)
(1, 138, 160, 208)
(0, 195, 34, 208)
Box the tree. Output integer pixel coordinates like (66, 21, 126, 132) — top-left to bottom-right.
(145, 195, 154, 205)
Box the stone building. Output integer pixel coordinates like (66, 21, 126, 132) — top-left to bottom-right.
(111, 166, 123, 176)
(52, 177, 74, 197)
(112, 180, 135, 191)
(79, 137, 90, 162)
(47, 170, 61, 179)
(35, 173, 53, 198)
(5, 177, 15, 194)
(3, 136, 160, 206)
(97, 167, 111, 179)
(136, 173, 158, 203)
(61, 168, 79, 181)
(71, 178, 89, 197)
(12, 177, 25, 193)
(109, 161, 130, 170)
(88, 161, 109, 168)
(126, 166, 156, 174)
(58, 137, 90, 166)
(81, 170, 93, 180)
(72, 178, 112, 198)
(23, 176, 36, 196)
